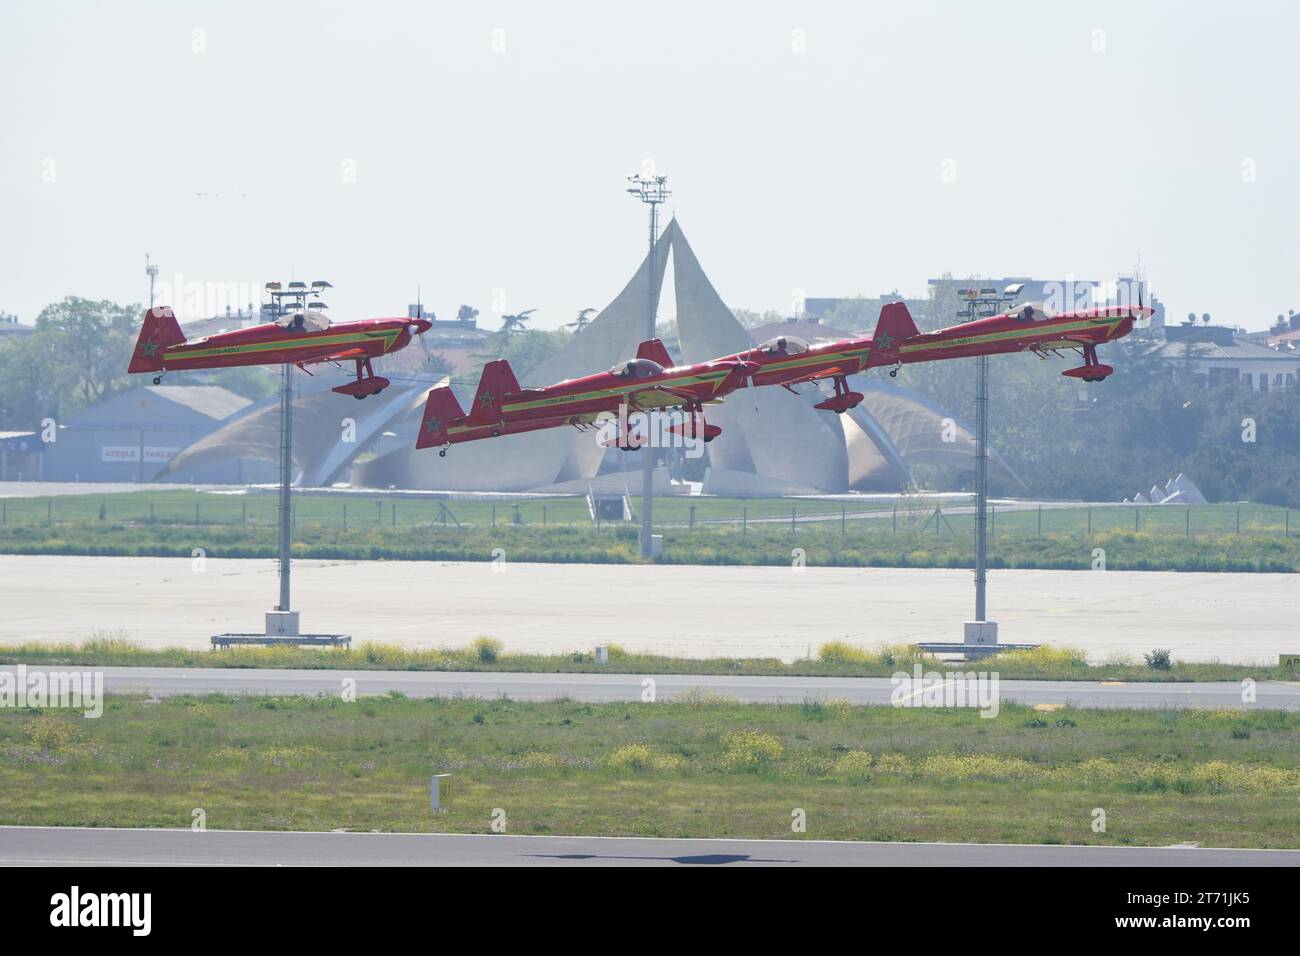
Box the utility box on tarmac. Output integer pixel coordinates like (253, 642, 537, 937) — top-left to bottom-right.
(266, 611, 300, 637)
(964, 621, 999, 646)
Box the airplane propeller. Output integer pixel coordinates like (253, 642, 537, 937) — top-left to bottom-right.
(408, 320, 433, 363)
(1128, 281, 1151, 327)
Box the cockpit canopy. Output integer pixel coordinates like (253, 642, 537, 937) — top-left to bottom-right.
(609, 358, 664, 379)
(757, 335, 810, 355)
(1005, 302, 1058, 323)
(276, 310, 331, 332)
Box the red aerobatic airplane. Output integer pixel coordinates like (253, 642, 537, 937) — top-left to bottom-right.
(415, 292, 1150, 454)
(714, 293, 1153, 414)
(128, 305, 432, 398)
(415, 340, 758, 456)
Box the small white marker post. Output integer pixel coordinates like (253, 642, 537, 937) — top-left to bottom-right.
(431, 774, 452, 811)
(595, 645, 609, 666)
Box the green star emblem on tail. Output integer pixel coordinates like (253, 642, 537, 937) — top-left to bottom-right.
(876, 331, 894, 351)
(140, 338, 158, 357)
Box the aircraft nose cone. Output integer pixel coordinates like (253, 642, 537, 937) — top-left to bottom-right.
(413, 319, 433, 334)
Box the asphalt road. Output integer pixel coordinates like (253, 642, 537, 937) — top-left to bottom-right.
(23, 665, 1300, 709)
(4, 555, 1298, 664)
(2, 826, 1296, 866)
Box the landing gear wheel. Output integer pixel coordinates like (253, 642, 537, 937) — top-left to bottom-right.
(439, 449, 447, 458)
(889, 368, 898, 378)
(491, 429, 501, 437)
(152, 376, 162, 385)
(353, 393, 365, 400)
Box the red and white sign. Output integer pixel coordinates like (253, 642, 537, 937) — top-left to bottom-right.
(100, 446, 180, 463)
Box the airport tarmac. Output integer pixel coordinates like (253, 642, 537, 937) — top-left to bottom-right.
(2, 555, 1295, 663)
(2, 826, 1296, 867)
(36, 665, 1299, 710)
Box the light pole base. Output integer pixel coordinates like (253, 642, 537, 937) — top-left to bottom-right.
(963, 620, 999, 646)
(639, 532, 663, 559)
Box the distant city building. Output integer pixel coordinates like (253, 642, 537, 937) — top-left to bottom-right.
(1152, 321, 1300, 390)
(408, 304, 479, 329)
(0, 312, 32, 337)
(1264, 310, 1300, 348)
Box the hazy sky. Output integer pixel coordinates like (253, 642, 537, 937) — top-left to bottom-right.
(3, 0, 1297, 331)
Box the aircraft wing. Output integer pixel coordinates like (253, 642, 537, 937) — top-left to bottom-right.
(626, 384, 700, 409)
(296, 347, 368, 368)
(773, 366, 848, 390)
(1026, 337, 1091, 353)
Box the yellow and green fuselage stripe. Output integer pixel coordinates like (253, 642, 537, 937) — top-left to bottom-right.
(900, 317, 1120, 356)
(168, 329, 400, 363)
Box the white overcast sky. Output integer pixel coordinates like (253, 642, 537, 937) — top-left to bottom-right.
(2, 0, 1297, 331)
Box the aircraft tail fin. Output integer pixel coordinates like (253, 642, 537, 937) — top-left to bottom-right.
(635, 338, 675, 368)
(129, 306, 186, 374)
(871, 302, 919, 355)
(466, 359, 520, 425)
(415, 386, 467, 449)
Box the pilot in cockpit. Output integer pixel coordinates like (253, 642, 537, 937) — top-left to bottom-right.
(276, 311, 329, 333)
(609, 358, 664, 380)
(758, 335, 809, 356)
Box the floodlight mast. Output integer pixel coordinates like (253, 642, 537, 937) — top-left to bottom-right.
(145, 255, 159, 308)
(626, 173, 671, 559)
(955, 284, 1020, 623)
(262, 278, 331, 614)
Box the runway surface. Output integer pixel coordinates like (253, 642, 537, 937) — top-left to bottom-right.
(3, 555, 1297, 664)
(2, 826, 1295, 866)
(22, 665, 1300, 710)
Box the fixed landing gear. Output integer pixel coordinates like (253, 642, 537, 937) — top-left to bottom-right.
(814, 375, 864, 414)
(668, 402, 721, 442)
(152, 372, 165, 385)
(331, 357, 390, 399)
(1063, 344, 1114, 383)
(603, 403, 722, 450)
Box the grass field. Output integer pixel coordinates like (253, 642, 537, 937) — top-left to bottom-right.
(2, 694, 1296, 847)
(2, 635, 1295, 683)
(0, 490, 1296, 571)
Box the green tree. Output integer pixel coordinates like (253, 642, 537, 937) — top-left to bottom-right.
(36, 297, 139, 410)
(470, 328, 571, 383)
(565, 308, 597, 333)
(498, 309, 537, 335)
(0, 328, 63, 428)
